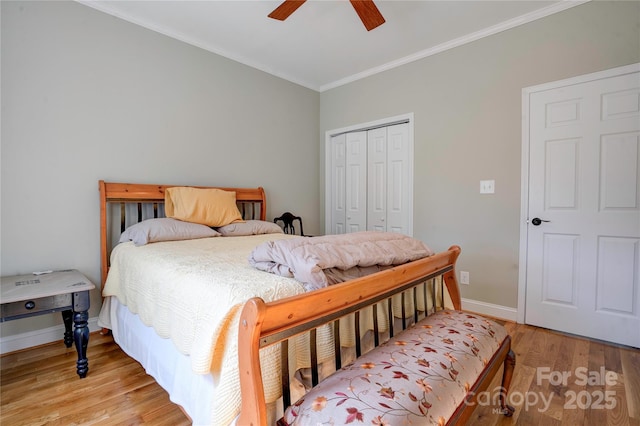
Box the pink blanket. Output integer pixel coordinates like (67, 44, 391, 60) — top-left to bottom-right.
(248, 231, 434, 291)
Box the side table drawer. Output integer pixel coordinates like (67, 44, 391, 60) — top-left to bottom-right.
(1, 294, 72, 321)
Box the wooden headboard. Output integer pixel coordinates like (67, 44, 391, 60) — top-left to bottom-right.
(98, 180, 267, 286)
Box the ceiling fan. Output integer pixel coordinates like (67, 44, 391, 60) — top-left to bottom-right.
(268, 0, 385, 31)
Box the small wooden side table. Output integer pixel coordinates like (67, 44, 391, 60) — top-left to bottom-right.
(1, 269, 95, 378)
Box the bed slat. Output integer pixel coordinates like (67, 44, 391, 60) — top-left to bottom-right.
(333, 320, 342, 370)
(423, 280, 429, 315)
(413, 286, 419, 324)
(430, 279, 437, 313)
(354, 311, 362, 358)
(280, 339, 291, 409)
(401, 291, 407, 330)
(372, 304, 379, 347)
(387, 298, 394, 338)
(310, 329, 319, 387)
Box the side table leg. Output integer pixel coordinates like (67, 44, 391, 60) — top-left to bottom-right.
(62, 310, 73, 348)
(73, 310, 89, 378)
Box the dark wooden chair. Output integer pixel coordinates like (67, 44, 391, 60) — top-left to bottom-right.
(274, 212, 304, 236)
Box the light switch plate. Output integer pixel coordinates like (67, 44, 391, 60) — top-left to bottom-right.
(480, 180, 495, 194)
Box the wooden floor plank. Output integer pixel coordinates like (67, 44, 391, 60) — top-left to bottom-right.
(621, 348, 640, 420)
(559, 336, 589, 426)
(586, 340, 610, 426)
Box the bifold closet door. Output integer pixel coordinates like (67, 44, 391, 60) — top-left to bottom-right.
(367, 123, 411, 234)
(329, 122, 411, 235)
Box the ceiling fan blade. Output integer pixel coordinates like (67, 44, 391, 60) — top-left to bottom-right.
(268, 0, 307, 21)
(349, 0, 385, 31)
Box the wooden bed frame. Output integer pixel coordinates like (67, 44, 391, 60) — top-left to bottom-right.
(98, 180, 267, 286)
(98, 181, 515, 424)
(238, 246, 516, 425)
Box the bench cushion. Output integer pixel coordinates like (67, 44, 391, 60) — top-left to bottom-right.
(281, 310, 507, 425)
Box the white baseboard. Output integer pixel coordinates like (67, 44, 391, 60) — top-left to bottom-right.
(0, 317, 101, 355)
(461, 298, 518, 322)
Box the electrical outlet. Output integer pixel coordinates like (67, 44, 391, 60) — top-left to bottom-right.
(480, 180, 495, 194)
(460, 271, 470, 285)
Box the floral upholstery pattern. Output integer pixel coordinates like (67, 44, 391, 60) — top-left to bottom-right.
(281, 310, 507, 425)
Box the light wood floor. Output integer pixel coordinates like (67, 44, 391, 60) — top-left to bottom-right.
(1, 322, 639, 425)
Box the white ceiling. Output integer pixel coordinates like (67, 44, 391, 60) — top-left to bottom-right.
(79, 0, 586, 92)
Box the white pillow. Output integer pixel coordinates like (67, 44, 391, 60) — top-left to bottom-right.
(216, 220, 284, 236)
(119, 218, 220, 246)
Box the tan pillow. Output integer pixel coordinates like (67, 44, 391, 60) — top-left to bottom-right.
(165, 187, 244, 227)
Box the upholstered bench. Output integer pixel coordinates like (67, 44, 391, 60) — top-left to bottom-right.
(278, 310, 514, 425)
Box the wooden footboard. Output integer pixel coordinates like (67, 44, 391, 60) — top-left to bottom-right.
(238, 245, 516, 425)
(240, 246, 450, 423)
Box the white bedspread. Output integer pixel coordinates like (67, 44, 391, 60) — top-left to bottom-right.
(98, 234, 307, 425)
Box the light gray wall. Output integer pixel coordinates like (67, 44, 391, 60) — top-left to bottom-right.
(319, 1, 640, 308)
(1, 1, 319, 337)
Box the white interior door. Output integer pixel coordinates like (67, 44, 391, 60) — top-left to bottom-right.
(524, 66, 640, 348)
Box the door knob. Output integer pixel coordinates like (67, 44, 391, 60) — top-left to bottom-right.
(531, 217, 550, 226)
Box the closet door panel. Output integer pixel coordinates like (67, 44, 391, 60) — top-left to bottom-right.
(345, 131, 367, 232)
(367, 127, 387, 231)
(330, 134, 347, 234)
(386, 123, 411, 234)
